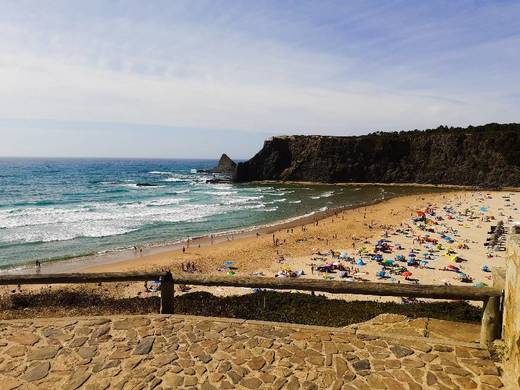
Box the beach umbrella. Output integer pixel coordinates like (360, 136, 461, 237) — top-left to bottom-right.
(408, 253, 416, 257)
(383, 259, 394, 266)
(402, 271, 412, 278)
(339, 252, 348, 259)
(377, 271, 386, 278)
(356, 259, 365, 266)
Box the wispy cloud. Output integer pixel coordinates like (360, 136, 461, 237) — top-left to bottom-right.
(0, 1, 519, 157)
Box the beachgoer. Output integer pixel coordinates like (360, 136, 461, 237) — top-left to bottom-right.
(182, 246, 186, 254)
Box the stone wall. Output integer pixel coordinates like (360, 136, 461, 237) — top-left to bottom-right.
(504, 235, 520, 388)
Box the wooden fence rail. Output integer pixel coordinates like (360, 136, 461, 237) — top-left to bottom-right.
(0, 271, 503, 345)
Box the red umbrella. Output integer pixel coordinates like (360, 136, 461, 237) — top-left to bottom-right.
(402, 271, 412, 278)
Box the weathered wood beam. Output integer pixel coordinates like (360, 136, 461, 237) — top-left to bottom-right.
(480, 295, 503, 346)
(0, 272, 501, 300)
(170, 274, 501, 300)
(160, 272, 174, 314)
(0, 272, 166, 285)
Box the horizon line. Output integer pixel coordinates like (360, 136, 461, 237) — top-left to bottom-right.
(0, 155, 246, 161)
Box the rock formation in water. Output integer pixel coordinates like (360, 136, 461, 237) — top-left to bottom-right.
(214, 154, 237, 174)
(234, 123, 520, 188)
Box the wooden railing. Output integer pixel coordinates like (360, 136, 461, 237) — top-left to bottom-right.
(0, 272, 503, 346)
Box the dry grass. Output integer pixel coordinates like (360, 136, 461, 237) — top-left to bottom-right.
(0, 288, 481, 327)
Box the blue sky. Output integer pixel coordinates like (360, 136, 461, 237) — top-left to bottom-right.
(0, 0, 519, 159)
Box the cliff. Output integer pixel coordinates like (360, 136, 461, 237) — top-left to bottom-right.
(234, 123, 520, 188)
(214, 154, 237, 174)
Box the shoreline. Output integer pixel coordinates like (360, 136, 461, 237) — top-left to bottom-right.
(1, 189, 514, 309)
(6, 187, 445, 275)
(251, 180, 520, 192)
(76, 190, 458, 275)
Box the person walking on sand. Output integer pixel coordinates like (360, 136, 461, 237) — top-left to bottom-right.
(182, 246, 186, 254)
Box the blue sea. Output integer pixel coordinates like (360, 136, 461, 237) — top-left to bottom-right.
(0, 158, 429, 269)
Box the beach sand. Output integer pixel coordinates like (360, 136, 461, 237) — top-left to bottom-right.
(45, 190, 513, 303)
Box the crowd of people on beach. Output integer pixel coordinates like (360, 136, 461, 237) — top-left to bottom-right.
(269, 193, 514, 289)
(134, 192, 515, 299)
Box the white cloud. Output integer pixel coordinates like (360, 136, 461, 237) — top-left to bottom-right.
(0, 1, 518, 157)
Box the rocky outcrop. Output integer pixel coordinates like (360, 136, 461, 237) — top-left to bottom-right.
(234, 123, 520, 188)
(214, 154, 237, 174)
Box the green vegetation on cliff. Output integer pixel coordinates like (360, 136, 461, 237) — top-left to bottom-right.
(234, 123, 520, 187)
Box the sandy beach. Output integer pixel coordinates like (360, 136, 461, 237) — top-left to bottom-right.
(1, 189, 515, 305)
(20, 189, 506, 303)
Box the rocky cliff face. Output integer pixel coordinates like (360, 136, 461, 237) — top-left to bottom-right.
(234, 123, 520, 187)
(214, 154, 237, 174)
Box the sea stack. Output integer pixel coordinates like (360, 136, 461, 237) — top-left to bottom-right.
(214, 154, 237, 174)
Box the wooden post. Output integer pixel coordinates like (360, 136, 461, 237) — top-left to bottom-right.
(160, 272, 174, 314)
(480, 296, 502, 346)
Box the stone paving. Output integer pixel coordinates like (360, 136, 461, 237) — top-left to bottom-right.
(0, 315, 504, 389)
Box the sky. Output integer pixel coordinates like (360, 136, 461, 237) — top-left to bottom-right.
(0, 0, 519, 159)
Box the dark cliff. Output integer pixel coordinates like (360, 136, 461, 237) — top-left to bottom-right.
(234, 123, 520, 187)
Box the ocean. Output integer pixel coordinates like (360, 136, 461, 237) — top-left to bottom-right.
(0, 158, 429, 270)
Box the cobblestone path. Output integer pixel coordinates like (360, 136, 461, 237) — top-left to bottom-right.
(0, 315, 503, 389)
